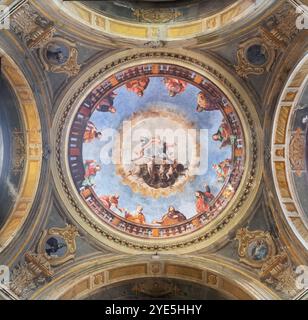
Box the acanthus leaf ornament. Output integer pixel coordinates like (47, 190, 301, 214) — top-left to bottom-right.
(260, 252, 299, 297)
(9, 224, 78, 298)
(10, 3, 55, 49)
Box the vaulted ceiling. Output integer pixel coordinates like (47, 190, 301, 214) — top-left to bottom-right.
(0, 0, 307, 300)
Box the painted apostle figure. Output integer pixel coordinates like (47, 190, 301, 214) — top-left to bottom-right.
(212, 120, 237, 148)
(95, 92, 117, 113)
(82, 160, 101, 187)
(125, 77, 150, 97)
(213, 159, 232, 183)
(83, 121, 102, 143)
(195, 184, 215, 214)
(164, 77, 187, 97)
(196, 91, 220, 112)
(99, 194, 121, 211)
(125, 205, 146, 224)
(153, 206, 187, 226)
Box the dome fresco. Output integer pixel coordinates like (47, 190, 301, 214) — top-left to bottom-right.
(68, 63, 245, 238)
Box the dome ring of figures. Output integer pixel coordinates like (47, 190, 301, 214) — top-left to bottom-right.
(52, 49, 262, 253)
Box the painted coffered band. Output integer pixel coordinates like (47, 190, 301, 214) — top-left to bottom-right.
(0, 49, 42, 252)
(33, 0, 276, 42)
(51, 49, 263, 254)
(30, 255, 279, 300)
(271, 54, 308, 250)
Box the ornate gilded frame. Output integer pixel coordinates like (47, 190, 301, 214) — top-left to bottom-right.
(235, 36, 276, 78)
(37, 224, 79, 266)
(38, 37, 80, 77)
(236, 228, 277, 268)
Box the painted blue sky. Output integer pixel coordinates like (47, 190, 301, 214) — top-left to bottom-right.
(83, 77, 232, 223)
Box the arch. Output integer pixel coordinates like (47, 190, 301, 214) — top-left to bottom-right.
(32, 0, 276, 44)
(0, 49, 42, 252)
(271, 53, 308, 250)
(30, 255, 279, 300)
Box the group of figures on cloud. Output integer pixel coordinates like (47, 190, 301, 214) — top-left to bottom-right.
(129, 156, 187, 189)
(128, 136, 188, 189)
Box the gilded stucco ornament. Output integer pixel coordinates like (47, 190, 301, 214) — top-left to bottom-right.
(10, 2, 55, 49)
(39, 37, 81, 77)
(133, 8, 182, 23)
(12, 129, 26, 174)
(132, 278, 182, 298)
(235, 3, 300, 78)
(8, 225, 78, 298)
(289, 128, 306, 177)
(260, 252, 299, 297)
(37, 224, 79, 266)
(236, 228, 300, 297)
(235, 36, 276, 78)
(10, 252, 53, 298)
(236, 228, 276, 268)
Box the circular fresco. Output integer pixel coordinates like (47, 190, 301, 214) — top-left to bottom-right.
(67, 63, 245, 239)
